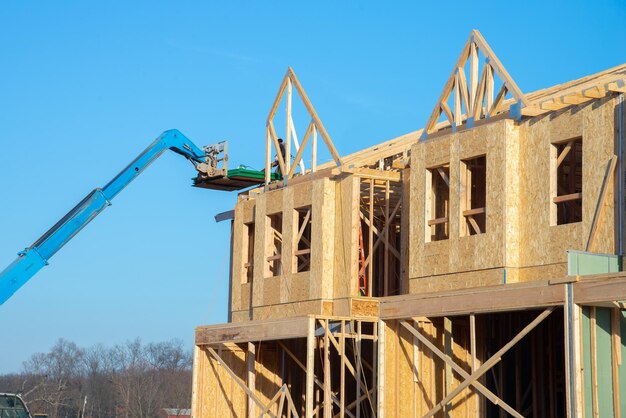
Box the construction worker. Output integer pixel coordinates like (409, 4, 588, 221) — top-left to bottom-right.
(271, 138, 287, 175)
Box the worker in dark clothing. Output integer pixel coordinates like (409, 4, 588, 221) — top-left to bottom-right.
(271, 138, 287, 174)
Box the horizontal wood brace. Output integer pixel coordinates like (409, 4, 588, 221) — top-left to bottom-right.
(427, 217, 449, 226)
(553, 192, 582, 204)
(462, 207, 485, 217)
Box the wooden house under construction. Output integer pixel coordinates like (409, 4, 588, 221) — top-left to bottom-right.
(191, 30, 626, 417)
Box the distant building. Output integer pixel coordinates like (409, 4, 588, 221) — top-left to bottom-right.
(162, 408, 191, 418)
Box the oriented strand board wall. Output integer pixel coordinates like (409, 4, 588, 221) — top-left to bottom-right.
(192, 344, 283, 418)
(230, 178, 336, 322)
(517, 97, 620, 281)
(333, 174, 359, 300)
(193, 346, 248, 417)
(409, 119, 516, 292)
(383, 319, 477, 417)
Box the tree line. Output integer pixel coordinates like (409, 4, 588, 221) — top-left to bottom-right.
(0, 338, 192, 418)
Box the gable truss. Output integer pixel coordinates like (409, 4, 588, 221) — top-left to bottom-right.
(265, 68, 342, 186)
(421, 30, 528, 140)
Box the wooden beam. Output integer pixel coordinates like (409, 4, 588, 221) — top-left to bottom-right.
(556, 141, 573, 168)
(469, 42, 478, 115)
(457, 67, 470, 117)
(285, 78, 292, 176)
(266, 71, 290, 123)
(437, 167, 450, 186)
(287, 121, 314, 179)
(427, 217, 449, 226)
(487, 84, 508, 117)
(472, 64, 488, 120)
(340, 320, 346, 418)
(467, 216, 482, 235)
(553, 192, 582, 204)
(196, 316, 310, 345)
(463, 207, 486, 217)
(441, 101, 455, 126)
(380, 281, 564, 319)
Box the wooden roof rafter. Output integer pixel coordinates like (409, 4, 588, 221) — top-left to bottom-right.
(421, 29, 528, 140)
(265, 67, 342, 186)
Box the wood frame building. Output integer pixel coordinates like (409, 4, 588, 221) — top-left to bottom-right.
(192, 30, 626, 417)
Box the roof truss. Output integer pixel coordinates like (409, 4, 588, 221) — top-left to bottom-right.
(421, 29, 528, 140)
(265, 68, 342, 186)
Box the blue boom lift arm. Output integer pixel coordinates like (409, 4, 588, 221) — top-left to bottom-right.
(0, 129, 209, 305)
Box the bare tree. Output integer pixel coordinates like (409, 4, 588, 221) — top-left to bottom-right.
(0, 338, 193, 418)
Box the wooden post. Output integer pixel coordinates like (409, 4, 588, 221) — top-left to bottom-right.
(590, 307, 599, 418)
(247, 342, 256, 418)
(323, 320, 331, 418)
(612, 308, 622, 418)
(340, 320, 346, 417)
(285, 78, 292, 178)
(444, 317, 453, 417)
(378, 319, 386, 418)
(368, 181, 374, 296)
(356, 321, 362, 417)
(306, 317, 315, 418)
(384, 181, 390, 296)
(470, 313, 478, 418)
(265, 126, 271, 187)
(311, 124, 317, 173)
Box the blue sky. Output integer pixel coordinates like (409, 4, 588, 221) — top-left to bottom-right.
(1, 1, 624, 372)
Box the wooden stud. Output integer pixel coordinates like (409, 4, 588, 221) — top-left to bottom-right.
(384, 181, 390, 296)
(286, 78, 292, 176)
(454, 72, 463, 127)
(368, 181, 374, 297)
(340, 320, 346, 418)
(356, 321, 362, 417)
(265, 126, 272, 186)
(612, 308, 621, 418)
(247, 342, 256, 418)
(306, 317, 315, 418)
(485, 64, 494, 113)
(457, 66, 470, 116)
(469, 42, 478, 113)
(323, 320, 332, 418)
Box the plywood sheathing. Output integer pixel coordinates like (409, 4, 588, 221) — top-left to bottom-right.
(230, 177, 336, 321)
(193, 345, 248, 417)
(333, 174, 360, 301)
(518, 96, 619, 277)
(409, 119, 516, 292)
